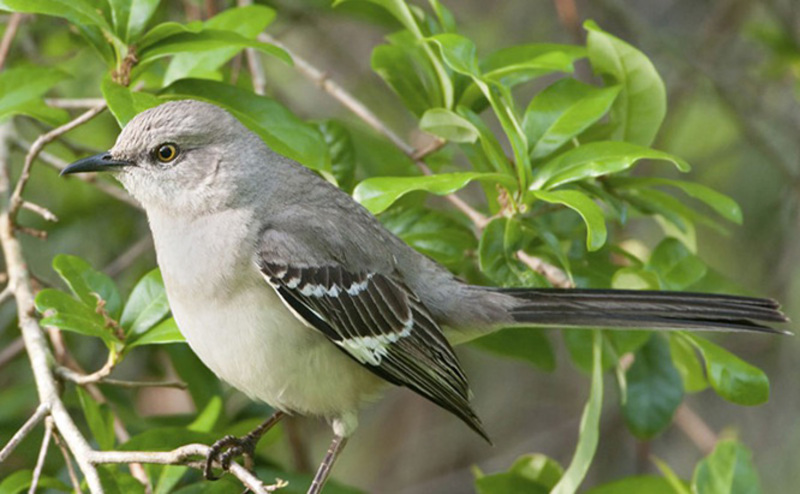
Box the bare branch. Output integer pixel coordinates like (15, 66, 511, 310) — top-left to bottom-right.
(45, 98, 107, 109)
(239, 0, 266, 95)
(0, 13, 23, 71)
(52, 428, 83, 494)
(98, 378, 188, 390)
(55, 359, 115, 386)
(674, 403, 718, 455)
(517, 250, 573, 288)
(0, 334, 24, 370)
(10, 104, 107, 219)
(29, 416, 54, 494)
(21, 201, 58, 221)
(0, 403, 49, 462)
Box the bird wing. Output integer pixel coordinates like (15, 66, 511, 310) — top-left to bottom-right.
(257, 229, 487, 439)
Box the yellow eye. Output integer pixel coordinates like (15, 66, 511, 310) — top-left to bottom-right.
(155, 143, 179, 163)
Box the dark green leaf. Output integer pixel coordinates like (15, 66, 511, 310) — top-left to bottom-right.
(530, 141, 690, 191)
(52, 254, 122, 320)
(668, 334, 708, 393)
(647, 238, 707, 290)
(457, 106, 514, 175)
(35, 289, 118, 344)
(472, 328, 555, 371)
(0, 0, 112, 31)
(0, 66, 69, 125)
(523, 79, 620, 159)
(584, 475, 680, 494)
(354, 172, 514, 214)
(128, 318, 185, 348)
(622, 336, 683, 439)
(529, 189, 607, 251)
(102, 77, 162, 127)
(316, 120, 357, 192)
(420, 108, 479, 142)
(121, 268, 170, 337)
(683, 334, 769, 406)
(77, 387, 115, 450)
(478, 218, 547, 288)
(585, 21, 666, 146)
(692, 440, 761, 494)
(163, 79, 330, 171)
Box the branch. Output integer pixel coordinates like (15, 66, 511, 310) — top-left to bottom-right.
(21, 200, 58, 221)
(0, 13, 23, 71)
(55, 359, 115, 386)
(29, 416, 54, 494)
(0, 335, 24, 370)
(52, 428, 83, 494)
(45, 98, 107, 109)
(0, 403, 49, 462)
(673, 403, 718, 455)
(237, 0, 266, 95)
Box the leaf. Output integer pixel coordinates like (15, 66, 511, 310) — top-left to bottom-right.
(0, 66, 69, 125)
(457, 106, 514, 175)
(102, 77, 162, 127)
(128, 318, 185, 348)
(529, 189, 607, 251)
(530, 141, 690, 191)
(475, 473, 549, 494)
(523, 79, 620, 159)
(52, 254, 122, 320)
(668, 334, 708, 393)
(608, 177, 742, 225)
(427, 33, 481, 76)
(474, 454, 562, 494)
(77, 387, 115, 450)
(371, 40, 440, 116)
(652, 456, 692, 494)
(551, 331, 603, 494)
(0, 0, 112, 31)
(163, 5, 277, 86)
(585, 20, 666, 146)
(163, 79, 329, 171)
(420, 107, 479, 142)
(353, 172, 514, 214)
(0, 470, 70, 494)
(479, 218, 547, 288)
(121, 268, 170, 337)
(127, 0, 161, 40)
(138, 28, 290, 65)
(622, 336, 684, 439)
(584, 475, 680, 494)
(647, 238, 707, 290)
(316, 120, 357, 192)
(692, 440, 761, 494)
(35, 289, 119, 344)
(472, 328, 556, 371)
(683, 334, 769, 406)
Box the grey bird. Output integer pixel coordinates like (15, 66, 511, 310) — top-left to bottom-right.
(62, 100, 789, 493)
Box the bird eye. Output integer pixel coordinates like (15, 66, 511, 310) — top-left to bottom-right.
(155, 143, 179, 163)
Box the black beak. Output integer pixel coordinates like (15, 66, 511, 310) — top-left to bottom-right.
(60, 153, 134, 176)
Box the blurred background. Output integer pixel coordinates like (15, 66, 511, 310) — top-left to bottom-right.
(1, 0, 799, 492)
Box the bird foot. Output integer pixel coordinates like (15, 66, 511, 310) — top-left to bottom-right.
(204, 433, 259, 480)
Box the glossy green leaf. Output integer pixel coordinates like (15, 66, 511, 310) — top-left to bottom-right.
(138, 22, 202, 50)
(35, 289, 114, 342)
(612, 267, 660, 290)
(128, 318, 185, 348)
(164, 79, 329, 171)
(551, 331, 603, 494)
(692, 440, 761, 494)
(428, 33, 481, 76)
(584, 475, 679, 494)
(354, 172, 514, 214)
(0, 0, 111, 31)
(0, 66, 69, 125)
(121, 269, 170, 336)
(429, 0, 456, 33)
(622, 336, 683, 439)
(163, 5, 276, 86)
(668, 334, 708, 393)
(138, 29, 290, 65)
(127, 0, 161, 40)
(52, 254, 122, 320)
(683, 334, 769, 406)
(457, 106, 514, 175)
(316, 120, 357, 192)
(478, 218, 547, 288)
(608, 177, 742, 224)
(77, 387, 115, 450)
(371, 40, 440, 116)
(523, 79, 620, 159)
(472, 327, 555, 371)
(420, 108, 479, 142)
(102, 77, 162, 127)
(585, 21, 666, 146)
(529, 189, 607, 251)
(530, 141, 689, 191)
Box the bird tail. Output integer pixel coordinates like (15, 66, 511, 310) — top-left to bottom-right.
(499, 288, 791, 334)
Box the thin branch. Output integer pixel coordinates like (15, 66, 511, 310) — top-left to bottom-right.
(517, 250, 573, 288)
(0, 403, 49, 462)
(45, 98, 106, 109)
(9, 104, 107, 219)
(239, 0, 266, 95)
(55, 359, 115, 386)
(98, 378, 188, 390)
(674, 403, 718, 455)
(21, 200, 58, 221)
(52, 428, 83, 494)
(104, 235, 153, 277)
(29, 416, 54, 494)
(0, 334, 24, 370)
(0, 13, 23, 71)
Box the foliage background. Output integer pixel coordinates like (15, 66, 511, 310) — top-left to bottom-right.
(0, 0, 798, 493)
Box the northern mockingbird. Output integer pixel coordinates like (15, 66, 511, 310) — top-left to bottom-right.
(62, 100, 788, 493)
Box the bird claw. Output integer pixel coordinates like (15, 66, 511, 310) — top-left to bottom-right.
(204, 433, 257, 481)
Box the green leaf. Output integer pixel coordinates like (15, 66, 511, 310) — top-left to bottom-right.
(163, 5, 277, 86)
(163, 79, 329, 171)
(647, 238, 707, 290)
(316, 120, 357, 192)
(0, 470, 70, 494)
(474, 454, 562, 494)
(622, 336, 683, 439)
(138, 28, 290, 65)
(585, 20, 666, 146)
(652, 456, 692, 494)
(683, 334, 769, 406)
(529, 189, 607, 251)
(608, 177, 742, 225)
(530, 141, 690, 191)
(0, 0, 112, 31)
(475, 473, 549, 494)
(35, 289, 118, 344)
(354, 172, 514, 214)
(551, 331, 604, 494)
(371, 39, 440, 116)
(668, 334, 708, 393)
(77, 387, 115, 450)
(128, 318, 185, 348)
(0, 66, 69, 125)
(584, 475, 680, 494)
(52, 254, 122, 320)
(479, 218, 547, 288)
(428, 33, 481, 77)
(102, 77, 162, 127)
(420, 108, 479, 142)
(692, 440, 761, 494)
(127, 0, 161, 41)
(457, 106, 514, 175)
(121, 269, 170, 337)
(120, 427, 217, 452)
(472, 328, 555, 371)
(523, 79, 620, 159)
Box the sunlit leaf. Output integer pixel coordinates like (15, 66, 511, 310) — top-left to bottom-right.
(420, 108, 479, 142)
(127, 318, 185, 348)
(692, 440, 762, 494)
(35, 289, 116, 343)
(668, 334, 708, 393)
(138, 29, 290, 65)
(529, 189, 607, 251)
(0, 66, 69, 126)
(584, 475, 679, 494)
(102, 77, 162, 127)
(52, 254, 122, 320)
(121, 268, 170, 337)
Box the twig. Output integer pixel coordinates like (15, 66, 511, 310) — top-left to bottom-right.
(237, 0, 266, 95)
(9, 104, 106, 219)
(55, 360, 115, 386)
(52, 427, 83, 494)
(673, 403, 718, 455)
(29, 416, 54, 494)
(21, 200, 58, 221)
(517, 250, 573, 288)
(0, 13, 23, 71)
(98, 378, 188, 390)
(0, 335, 25, 370)
(44, 98, 106, 109)
(104, 235, 153, 277)
(0, 403, 49, 462)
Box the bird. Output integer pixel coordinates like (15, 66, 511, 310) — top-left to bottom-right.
(61, 100, 789, 493)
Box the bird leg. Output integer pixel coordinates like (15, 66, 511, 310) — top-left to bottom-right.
(307, 434, 348, 494)
(204, 410, 286, 480)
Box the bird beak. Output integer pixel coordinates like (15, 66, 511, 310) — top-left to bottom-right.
(60, 153, 134, 176)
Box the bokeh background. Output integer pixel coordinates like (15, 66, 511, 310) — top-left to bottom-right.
(1, 0, 798, 492)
